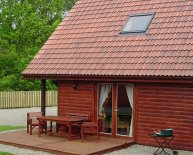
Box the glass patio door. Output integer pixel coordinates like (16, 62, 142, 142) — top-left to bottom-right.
(98, 84, 113, 134)
(116, 84, 133, 137)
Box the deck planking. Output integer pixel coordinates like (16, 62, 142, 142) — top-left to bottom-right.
(0, 129, 135, 155)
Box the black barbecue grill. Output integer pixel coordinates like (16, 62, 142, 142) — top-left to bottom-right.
(158, 129, 173, 137)
(149, 129, 178, 155)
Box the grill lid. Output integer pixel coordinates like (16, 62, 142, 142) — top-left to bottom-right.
(156, 128, 173, 137)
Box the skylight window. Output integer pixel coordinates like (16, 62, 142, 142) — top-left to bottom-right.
(121, 13, 155, 34)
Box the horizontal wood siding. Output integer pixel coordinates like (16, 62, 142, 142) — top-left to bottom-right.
(58, 81, 95, 121)
(136, 84, 193, 151)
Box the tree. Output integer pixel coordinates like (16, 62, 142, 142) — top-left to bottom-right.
(0, 0, 76, 91)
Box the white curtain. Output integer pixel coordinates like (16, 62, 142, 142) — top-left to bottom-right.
(98, 84, 112, 114)
(125, 84, 134, 137)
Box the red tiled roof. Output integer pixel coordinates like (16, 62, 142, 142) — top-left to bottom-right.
(22, 0, 193, 78)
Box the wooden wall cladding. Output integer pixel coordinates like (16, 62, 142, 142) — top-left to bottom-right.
(58, 81, 95, 121)
(136, 83, 193, 151)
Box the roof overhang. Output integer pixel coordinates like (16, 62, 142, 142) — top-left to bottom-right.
(22, 73, 193, 84)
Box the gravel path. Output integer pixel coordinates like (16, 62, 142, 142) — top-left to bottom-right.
(104, 145, 193, 155)
(0, 107, 193, 155)
(0, 107, 57, 126)
(0, 144, 54, 155)
(0, 143, 193, 155)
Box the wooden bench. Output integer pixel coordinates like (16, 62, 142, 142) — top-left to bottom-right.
(56, 113, 91, 133)
(64, 113, 90, 121)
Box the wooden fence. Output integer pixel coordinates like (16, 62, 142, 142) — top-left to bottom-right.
(0, 91, 57, 109)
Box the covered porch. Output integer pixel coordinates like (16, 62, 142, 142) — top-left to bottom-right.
(0, 129, 135, 155)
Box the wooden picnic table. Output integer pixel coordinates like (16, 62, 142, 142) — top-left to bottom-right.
(37, 116, 85, 141)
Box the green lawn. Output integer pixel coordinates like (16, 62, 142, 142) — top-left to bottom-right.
(0, 126, 24, 132)
(0, 151, 13, 155)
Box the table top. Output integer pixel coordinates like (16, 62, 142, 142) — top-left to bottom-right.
(37, 116, 85, 123)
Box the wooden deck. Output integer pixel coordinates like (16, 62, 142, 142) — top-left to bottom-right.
(0, 129, 135, 155)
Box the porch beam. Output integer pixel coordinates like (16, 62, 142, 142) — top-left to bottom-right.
(41, 79, 46, 116)
(112, 83, 117, 137)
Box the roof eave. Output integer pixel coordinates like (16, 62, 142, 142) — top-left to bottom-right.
(22, 73, 193, 84)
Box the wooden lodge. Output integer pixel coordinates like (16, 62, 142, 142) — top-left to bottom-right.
(23, 0, 193, 151)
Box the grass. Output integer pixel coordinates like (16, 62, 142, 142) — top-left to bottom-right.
(0, 126, 24, 132)
(0, 152, 13, 155)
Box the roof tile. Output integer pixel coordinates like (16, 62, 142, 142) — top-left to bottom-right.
(23, 0, 193, 78)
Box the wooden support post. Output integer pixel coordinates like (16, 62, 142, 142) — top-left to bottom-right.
(41, 79, 46, 116)
(133, 85, 137, 141)
(112, 83, 117, 137)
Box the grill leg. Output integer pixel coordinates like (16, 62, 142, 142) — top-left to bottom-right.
(154, 137, 167, 155)
(154, 137, 174, 155)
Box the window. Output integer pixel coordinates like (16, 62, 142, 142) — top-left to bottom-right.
(120, 13, 155, 34)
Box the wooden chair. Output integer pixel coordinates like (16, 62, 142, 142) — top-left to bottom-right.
(27, 112, 43, 135)
(81, 119, 101, 142)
